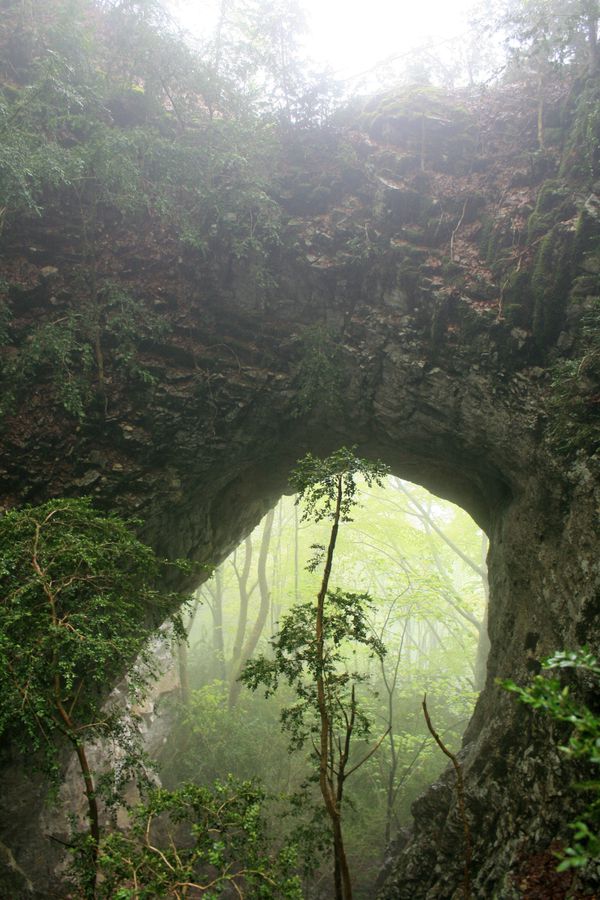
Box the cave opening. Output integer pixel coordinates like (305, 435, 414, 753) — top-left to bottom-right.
(146, 472, 490, 899)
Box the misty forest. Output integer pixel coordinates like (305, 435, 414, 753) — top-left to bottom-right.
(0, 0, 599, 898)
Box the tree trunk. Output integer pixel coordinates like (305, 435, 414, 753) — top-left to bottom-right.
(314, 476, 353, 900)
(178, 638, 190, 706)
(72, 740, 100, 895)
(228, 508, 275, 707)
(56, 690, 100, 898)
(211, 567, 226, 682)
(229, 536, 253, 679)
(586, 5, 599, 74)
(178, 598, 201, 706)
(294, 502, 299, 602)
(474, 532, 490, 691)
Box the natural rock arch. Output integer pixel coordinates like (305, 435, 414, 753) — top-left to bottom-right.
(1, 82, 599, 897)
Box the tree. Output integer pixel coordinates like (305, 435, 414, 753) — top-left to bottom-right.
(497, 0, 600, 76)
(242, 448, 389, 900)
(0, 498, 189, 896)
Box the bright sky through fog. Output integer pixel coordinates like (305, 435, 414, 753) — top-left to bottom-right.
(304, 0, 472, 81)
(174, 0, 475, 86)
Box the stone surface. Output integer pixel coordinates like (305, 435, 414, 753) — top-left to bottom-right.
(0, 82, 599, 897)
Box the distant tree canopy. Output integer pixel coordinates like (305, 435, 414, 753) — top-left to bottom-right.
(1, 0, 597, 237)
(497, 0, 599, 75)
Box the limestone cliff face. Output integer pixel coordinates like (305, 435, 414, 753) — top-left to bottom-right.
(0, 81, 599, 897)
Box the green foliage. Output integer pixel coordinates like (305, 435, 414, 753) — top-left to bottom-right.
(545, 296, 600, 455)
(0, 0, 335, 422)
(96, 777, 303, 899)
(163, 680, 293, 790)
(0, 497, 188, 779)
(0, 280, 170, 420)
(0, 311, 95, 420)
(242, 590, 385, 750)
(501, 649, 600, 870)
(289, 447, 389, 524)
(0, 0, 333, 234)
(0, 496, 193, 894)
(490, 0, 600, 78)
(161, 682, 331, 886)
(293, 325, 344, 417)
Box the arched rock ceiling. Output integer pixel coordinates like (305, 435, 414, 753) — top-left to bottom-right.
(1, 85, 599, 898)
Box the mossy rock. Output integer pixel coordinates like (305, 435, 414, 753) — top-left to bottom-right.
(397, 259, 424, 294)
(424, 216, 453, 245)
(441, 258, 464, 279)
(527, 209, 556, 242)
(527, 179, 574, 242)
(570, 274, 600, 300)
(528, 150, 558, 182)
(277, 176, 339, 216)
(509, 170, 532, 188)
(484, 220, 521, 267)
(373, 149, 421, 178)
(361, 85, 476, 172)
(503, 271, 534, 328)
(307, 185, 333, 212)
(532, 225, 575, 347)
(362, 85, 469, 127)
(383, 186, 424, 227)
(468, 278, 497, 303)
(544, 127, 564, 148)
(479, 219, 495, 258)
(535, 179, 569, 214)
(580, 251, 600, 274)
(455, 302, 493, 343)
(574, 206, 600, 258)
(395, 232, 429, 262)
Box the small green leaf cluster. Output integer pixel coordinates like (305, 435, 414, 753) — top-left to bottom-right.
(289, 447, 389, 524)
(96, 776, 303, 899)
(0, 311, 96, 420)
(293, 325, 344, 418)
(501, 648, 600, 870)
